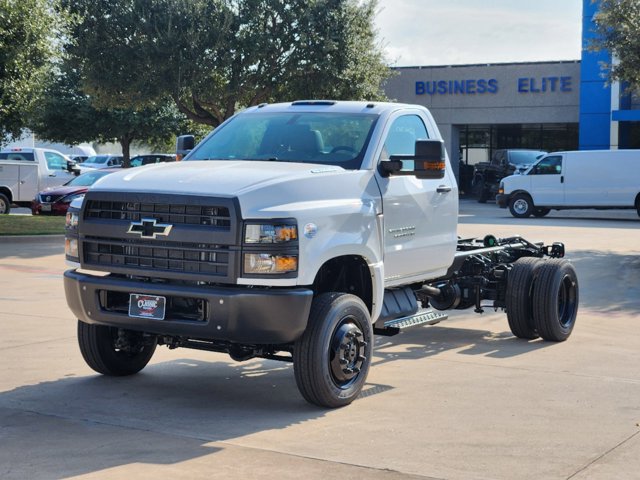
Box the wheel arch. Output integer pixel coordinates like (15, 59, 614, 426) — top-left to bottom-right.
(311, 255, 376, 318)
(0, 186, 13, 203)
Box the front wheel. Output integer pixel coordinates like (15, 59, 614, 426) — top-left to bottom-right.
(508, 193, 534, 218)
(78, 321, 157, 376)
(293, 293, 373, 408)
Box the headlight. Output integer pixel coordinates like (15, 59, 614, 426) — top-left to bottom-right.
(65, 238, 79, 259)
(244, 253, 298, 274)
(244, 223, 298, 244)
(61, 193, 84, 204)
(66, 212, 79, 229)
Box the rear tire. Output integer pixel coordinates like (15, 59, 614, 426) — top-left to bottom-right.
(532, 260, 579, 342)
(293, 293, 373, 408)
(506, 257, 542, 339)
(0, 193, 10, 214)
(78, 320, 157, 376)
(508, 193, 534, 218)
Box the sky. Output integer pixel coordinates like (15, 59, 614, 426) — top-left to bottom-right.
(374, 0, 583, 67)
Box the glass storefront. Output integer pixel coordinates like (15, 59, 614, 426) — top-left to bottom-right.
(458, 123, 579, 166)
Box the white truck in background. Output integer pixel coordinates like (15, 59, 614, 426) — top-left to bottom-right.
(63, 101, 579, 408)
(0, 147, 77, 214)
(497, 149, 640, 218)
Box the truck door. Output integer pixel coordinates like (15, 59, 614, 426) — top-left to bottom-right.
(375, 114, 457, 285)
(42, 151, 75, 189)
(18, 163, 38, 202)
(527, 155, 564, 205)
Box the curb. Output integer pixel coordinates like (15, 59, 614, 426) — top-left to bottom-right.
(0, 235, 65, 244)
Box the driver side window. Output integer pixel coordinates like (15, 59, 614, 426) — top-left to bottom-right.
(532, 156, 562, 175)
(380, 115, 429, 171)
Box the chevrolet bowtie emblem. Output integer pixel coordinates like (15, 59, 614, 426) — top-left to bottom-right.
(127, 218, 173, 239)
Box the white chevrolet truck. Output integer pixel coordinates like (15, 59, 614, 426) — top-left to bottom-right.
(64, 101, 578, 407)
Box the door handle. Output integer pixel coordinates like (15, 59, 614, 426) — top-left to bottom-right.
(437, 185, 452, 193)
(561, 176, 564, 183)
(49, 173, 57, 177)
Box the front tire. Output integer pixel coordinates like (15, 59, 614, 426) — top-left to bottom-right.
(0, 193, 10, 214)
(78, 321, 157, 376)
(293, 293, 373, 408)
(508, 193, 534, 218)
(532, 260, 579, 342)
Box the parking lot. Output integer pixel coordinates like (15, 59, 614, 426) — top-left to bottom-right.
(1, 199, 639, 480)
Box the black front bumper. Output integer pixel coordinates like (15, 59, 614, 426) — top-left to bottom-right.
(496, 194, 509, 208)
(64, 270, 313, 344)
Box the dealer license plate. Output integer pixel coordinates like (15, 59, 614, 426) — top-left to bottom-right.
(41, 204, 52, 212)
(129, 294, 166, 320)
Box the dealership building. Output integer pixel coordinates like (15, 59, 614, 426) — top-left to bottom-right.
(382, 0, 639, 189)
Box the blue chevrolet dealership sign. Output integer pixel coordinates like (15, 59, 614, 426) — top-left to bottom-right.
(416, 77, 573, 96)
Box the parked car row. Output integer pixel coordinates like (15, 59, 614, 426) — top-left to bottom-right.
(0, 146, 177, 214)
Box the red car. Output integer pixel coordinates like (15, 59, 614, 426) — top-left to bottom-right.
(31, 168, 120, 215)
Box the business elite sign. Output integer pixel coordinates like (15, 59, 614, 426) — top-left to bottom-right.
(415, 76, 573, 96)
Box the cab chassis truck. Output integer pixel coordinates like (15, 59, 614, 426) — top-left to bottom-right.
(63, 101, 578, 408)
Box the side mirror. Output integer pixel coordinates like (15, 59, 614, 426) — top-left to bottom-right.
(176, 135, 195, 161)
(414, 140, 446, 180)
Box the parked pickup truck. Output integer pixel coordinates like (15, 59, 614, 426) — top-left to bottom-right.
(63, 101, 578, 408)
(0, 147, 77, 214)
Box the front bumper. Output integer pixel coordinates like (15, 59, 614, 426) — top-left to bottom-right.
(496, 194, 509, 208)
(64, 270, 313, 344)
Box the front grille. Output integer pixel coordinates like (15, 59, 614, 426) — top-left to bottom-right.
(83, 237, 229, 276)
(79, 192, 239, 282)
(39, 193, 66, 203)
(84, 200, 231, 228)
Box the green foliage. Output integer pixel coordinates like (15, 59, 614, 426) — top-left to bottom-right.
(0, 0, 68, 142)
(29, 68, 189, 164)
(591, 0, 640, 90)
(62, 0, 391, 127)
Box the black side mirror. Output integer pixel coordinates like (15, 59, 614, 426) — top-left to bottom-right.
(176, 135, 195, 160)
(414, 140, 446, 180)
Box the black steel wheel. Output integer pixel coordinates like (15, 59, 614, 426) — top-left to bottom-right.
(508, 193, 534, 218)
(471, 176, 488, 203)
(532, 260, 579, 342)
(533, 207, 550, 217)
(506, 257, 543, 339)
(0, 193, 10, 214)
(293, 292, 373, 408)
(77, 320, 157, 376)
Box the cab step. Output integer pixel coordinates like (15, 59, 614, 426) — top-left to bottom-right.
(374, 309, 448, 336)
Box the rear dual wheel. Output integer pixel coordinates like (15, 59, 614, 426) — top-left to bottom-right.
(506, 258, 579, 342)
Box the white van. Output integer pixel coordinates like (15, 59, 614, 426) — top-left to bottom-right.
(497, 149, 640, 218)
(0, 147, 77, 214)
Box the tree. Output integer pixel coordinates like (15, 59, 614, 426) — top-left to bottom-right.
(62, 0, 391, 128)
(29, 69, 188, 166)
(591, 0, 640, 90)
(0, 0, 68, 142)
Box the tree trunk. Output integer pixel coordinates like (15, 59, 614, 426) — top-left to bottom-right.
(119, 135, 132, 168)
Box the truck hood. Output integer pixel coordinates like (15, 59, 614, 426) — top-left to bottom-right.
(89, 160, 380, 219)
(91, 160, 347, 197)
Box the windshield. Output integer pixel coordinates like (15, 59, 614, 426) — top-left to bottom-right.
(65, 170, 111, 186)
(509, 151, 547, 165)
(187, 112, 378, 169)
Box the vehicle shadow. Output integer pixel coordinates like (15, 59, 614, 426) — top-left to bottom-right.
(373, 322, 553, 368)
(0, 357, 392, 478)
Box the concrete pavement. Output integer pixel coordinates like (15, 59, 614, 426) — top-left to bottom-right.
(1, 200, 639, 479)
